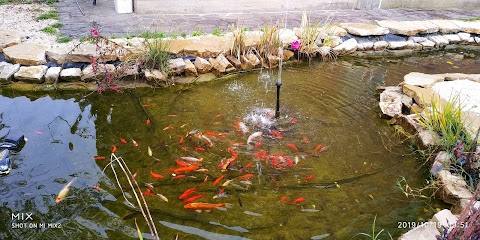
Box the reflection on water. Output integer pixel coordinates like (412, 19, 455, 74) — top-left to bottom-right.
(0, 49, 478, 239)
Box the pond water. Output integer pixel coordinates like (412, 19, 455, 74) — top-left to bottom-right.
(0, 49, 479, 239)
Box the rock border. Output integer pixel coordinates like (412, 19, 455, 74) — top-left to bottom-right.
(1, 19, 480, 90)
(379, 73, 480, 239)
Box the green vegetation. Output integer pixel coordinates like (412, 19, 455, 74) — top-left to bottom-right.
(464, 16, 480, 22)
(42, 26, 57, 35)
(51, 22, 63, 28)
(168, 33, 178, 39)
(257, 24, 282, 65)
(212, 27, 222, 36)
(37, 10, 58, 20)
(137, 39, 172, 73)
(0, 0, 58, 4)
(180, 33, 187, 39)
(57, 36, 72, 43)
(192, 28, 203, 37)
(354, 215, 393, 240)
(138, 31, 166, 39)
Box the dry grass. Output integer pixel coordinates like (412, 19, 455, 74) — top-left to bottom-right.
(257, 24, 282, 66)
(230, 23, 247, 60)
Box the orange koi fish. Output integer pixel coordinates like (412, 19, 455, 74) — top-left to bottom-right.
(179, 136, 184, 143)
(178, 186, 199, 200)
(314, 144, 327, 153)
(92, 185, 103, 191)
(184, 193, 206, 203)
(203, 176, 208, 184)
(194, 146, 205, 152)
(150, 170, 165, 179)
(286, 143, 299, 151)
(184, 202, 231, 211)
(254, 142, 261, 149)
(213, 174, 226, 186)
(215, 114, 223, 118)
(172, 165, 199, 174)
(146, 119, 151, 125)
(280, 196, 288, 202)
(173, 175, 186, 179)
(228, 147, 238, 159)
(270, 130, 283, 139)
(238, 174, 253, 181)
(120, 137, 127, 144)
(245, 162, 254, 169)
(290, 197, 305, 204)
(163, 125, 173, 130)
(132, 170, 138, 180)
(93, 156, 105, 161)
(111, 145, 117, 153)
(175, 159, 190, 167)
(290, 118, 297, 124)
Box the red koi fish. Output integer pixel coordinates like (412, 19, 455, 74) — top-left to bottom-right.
(143, 188, 155, 197)
(245, 162, 254, 169)
(184, 193, 206, 203)
(286, 143, 299, 151)
(146, 119, 151, 125)
(254, 142, 261, 149)
(254, 150, 267, 160)
(181, 146, 187, 152)
(120, 137, 127, 144)
(280, 196, 288, 202)
(111, 145, 117, 153)
(150, 170, 165, 179)
(203, 176, 208, 184)
(194, 146, 205, 152)
(290, 118, 297, 124)
(93, 156, 105, 161)
(290, 197, 305, 204)
(179, 136, 184, 143)
(92, 186, 103, 191)
(228, 147, 238, 159)
(184, 202, 231, 211)
(303, 175, 315, 181)
(238, 174, 253, 181)
(270, 130, 283, 139)
(213, 174, 226, 186)
(178, 186, 199, 200)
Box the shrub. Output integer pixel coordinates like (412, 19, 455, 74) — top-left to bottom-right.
(42, 26, 57, 35)
(212, 27, 222, 36)
(192, 28, 203, 37)
(37, 10, 58, 20)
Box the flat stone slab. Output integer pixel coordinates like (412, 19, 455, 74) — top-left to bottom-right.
(3, 43, 48, 66)
(340, 23, 389, 36)
(376, 20, 439, 36)
(428, 19, 461, 33)
(46, 43, 117, 64)
(0, 62, 20, 84)
(183, 35, 230, 58)
(404, 72, 445, 87)
(403, 84, 443, 108)
(432, 80, 480, 115)
(13, 66, 48, 83)
(399, 222, 440, 240)
(0, 31, 22, 52)
(452, 20, 480, 34)
(60, 68, 82, 82)
(333, 38, 357, 55)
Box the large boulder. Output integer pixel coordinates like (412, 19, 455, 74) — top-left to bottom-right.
(209, 54, 235, 75)
(437, 170, 474, 204)
(415, 129, 443, 149)
(3, 43, 48, 66)
(0, 62, 20, 84)
(0, 31, 22, 52)
(340, 23, 389, 36)
(46, 43, 117, 64)
(402, 84, 442, 108)
(13, 66, 48, 83)
(144, 69, 166, 85)
(194, 57, 213, 74)
(404, 72, 444, 88)
(379, 90, 403, 118)
(81, 64, 116, 82)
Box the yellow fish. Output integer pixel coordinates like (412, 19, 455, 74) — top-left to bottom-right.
(148, 146, 153, 157)
(55, 178, 76, 203)
(447, 61, 453, 64)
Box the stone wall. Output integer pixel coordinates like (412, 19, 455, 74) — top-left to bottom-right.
(380, 0, 480, 9)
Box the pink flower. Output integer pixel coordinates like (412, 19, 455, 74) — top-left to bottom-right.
(91, 29, 98, 37)
(291, 40, 301, 51)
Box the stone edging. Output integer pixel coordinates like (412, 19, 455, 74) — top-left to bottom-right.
(1, 19, 480, 90)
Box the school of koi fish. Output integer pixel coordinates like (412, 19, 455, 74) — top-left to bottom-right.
(60, 108, 327, 214)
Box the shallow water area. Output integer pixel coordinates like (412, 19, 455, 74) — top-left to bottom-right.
(0, 48, 479, 239)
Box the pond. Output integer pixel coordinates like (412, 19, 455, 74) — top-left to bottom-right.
(1, 48, 479, 239)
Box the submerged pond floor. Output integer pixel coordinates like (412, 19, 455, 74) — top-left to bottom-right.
(0, 49, 479, 239)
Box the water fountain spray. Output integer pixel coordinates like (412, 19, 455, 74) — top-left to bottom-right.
(275, 45, 283, 118)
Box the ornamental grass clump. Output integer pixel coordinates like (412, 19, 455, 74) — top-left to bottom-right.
(229, 23, 247, 61)
(137, 39, 172, 74)
(257, 24, 282, 66)
(297, 11, 337, 61)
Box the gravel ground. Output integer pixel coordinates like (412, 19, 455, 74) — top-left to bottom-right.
(0, 3, 59, 45)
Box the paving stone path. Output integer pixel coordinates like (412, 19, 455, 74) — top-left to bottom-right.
(55, 0, 480, 39)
